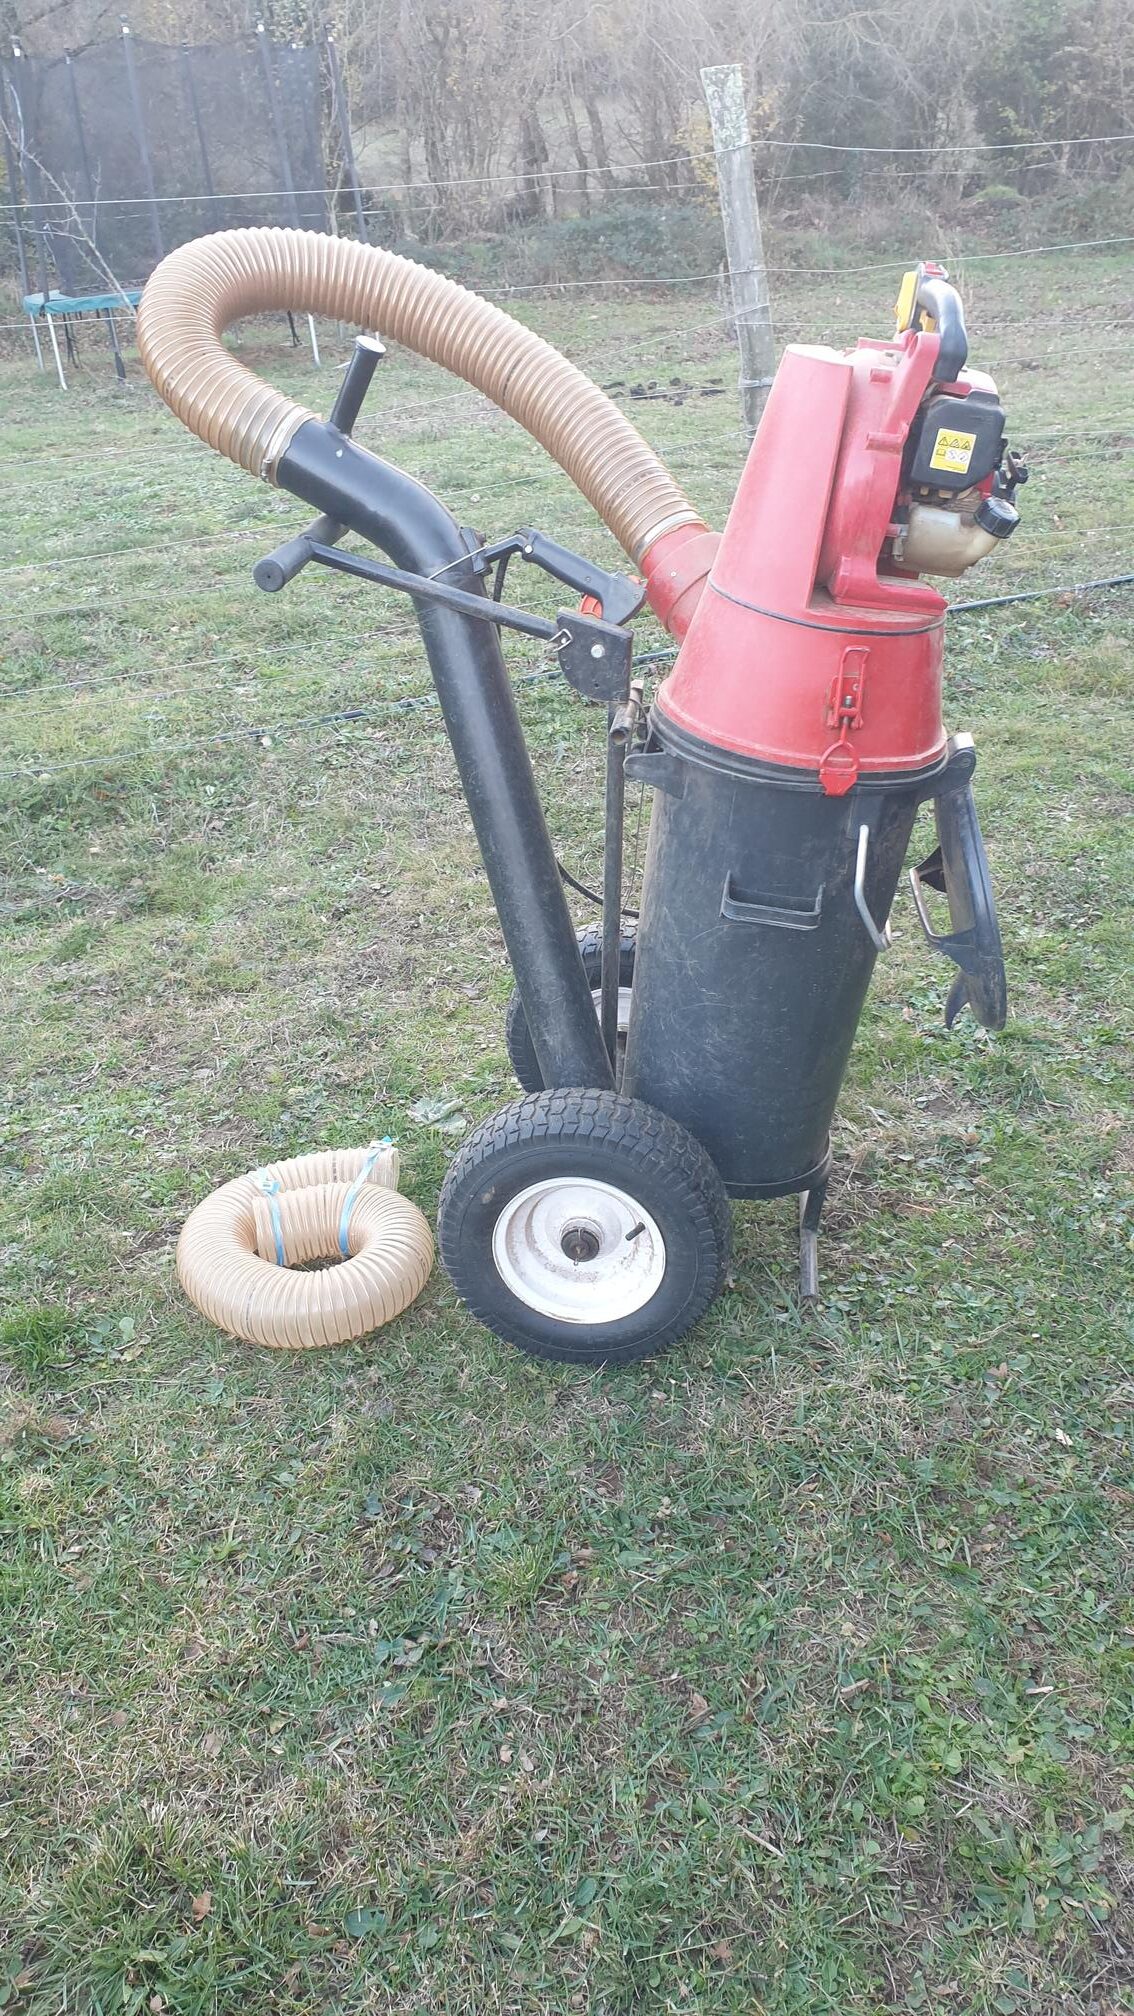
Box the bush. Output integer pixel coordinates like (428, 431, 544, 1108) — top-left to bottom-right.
(391, 202, 723, 293)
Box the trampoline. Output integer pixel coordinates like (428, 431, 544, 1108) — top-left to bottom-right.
(21, 287, 142, 389)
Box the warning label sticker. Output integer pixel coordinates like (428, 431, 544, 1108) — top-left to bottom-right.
(929, 427, 977, 475)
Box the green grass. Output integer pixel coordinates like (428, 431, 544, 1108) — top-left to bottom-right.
(1, 254, 1132, 2015)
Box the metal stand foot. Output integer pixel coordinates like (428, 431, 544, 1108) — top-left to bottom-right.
(798, 1178, 828, 1302)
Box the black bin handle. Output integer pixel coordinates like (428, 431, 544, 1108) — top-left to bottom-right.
(721, 871, 823, 932)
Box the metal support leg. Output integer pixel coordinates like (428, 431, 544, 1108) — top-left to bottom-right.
(103, 309, 127, 384)
(28, 313, 44, 372)
(45, 314, 66, 390)
(798, 1177, 828, 1302)
(600, 705, 627, 1075)
(306, 314, 321, 367)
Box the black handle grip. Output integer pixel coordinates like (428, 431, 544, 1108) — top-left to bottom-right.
(516, 529, 645, 627)
(916, 275, 968, 384)
(253, 514, 345, 593)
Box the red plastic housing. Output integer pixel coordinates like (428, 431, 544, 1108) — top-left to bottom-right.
(645, 327, 984, 788)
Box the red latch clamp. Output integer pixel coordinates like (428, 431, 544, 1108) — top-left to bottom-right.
(819, 646, 869, 795)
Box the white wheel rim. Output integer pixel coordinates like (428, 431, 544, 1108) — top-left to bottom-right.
(590, 986, 633, 1036)
(491, 1177, 666, 1325)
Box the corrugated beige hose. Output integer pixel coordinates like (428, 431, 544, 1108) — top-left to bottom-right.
(136, 226, 704, 563)
(177, 1144, 434, 1349)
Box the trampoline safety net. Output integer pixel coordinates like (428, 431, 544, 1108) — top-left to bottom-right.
(3, 31, 329, 302)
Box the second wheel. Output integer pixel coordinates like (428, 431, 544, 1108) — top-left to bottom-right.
(505, 922, 636, 1092)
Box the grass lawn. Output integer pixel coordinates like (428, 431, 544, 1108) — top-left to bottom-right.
(0, 249, 1131, 2014)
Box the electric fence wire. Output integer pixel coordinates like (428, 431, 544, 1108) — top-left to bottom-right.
(2, 574, 1131, 783)
(3, 127, 1134, 217)
(4, 511, 1130, 591)
(3, 229, 1134, 346)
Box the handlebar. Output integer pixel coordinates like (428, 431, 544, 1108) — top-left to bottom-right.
(895, 263, 969, 384)
(252, 514, 345, 592)
(915, 273, 968, 384)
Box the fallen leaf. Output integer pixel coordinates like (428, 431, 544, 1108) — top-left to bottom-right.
(499, 1744, 513, 1763)
(191, 1890, 212, 1923)
(711, 1940, 733, 1965)
(409, 1094, 461, 1124)
(149, 1997, 165, 2013)
(344, 1905, 387, 1937)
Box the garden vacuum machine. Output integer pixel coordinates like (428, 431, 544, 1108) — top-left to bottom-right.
(139, 234, 1025, 1366)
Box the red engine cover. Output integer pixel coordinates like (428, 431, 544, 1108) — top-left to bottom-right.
(647, 327, 966, 788)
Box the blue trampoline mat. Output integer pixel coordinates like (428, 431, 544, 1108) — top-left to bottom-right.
(23, 288, 141, 316)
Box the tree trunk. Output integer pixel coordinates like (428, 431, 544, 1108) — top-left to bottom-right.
(584, 94, 616, 193)
(562, 89, 591, 216)
(519, 107, 551, 220)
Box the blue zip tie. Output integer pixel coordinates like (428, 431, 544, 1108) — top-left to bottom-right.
(256, 1172, 286, 1266)
(338, 1139, 394, 1259)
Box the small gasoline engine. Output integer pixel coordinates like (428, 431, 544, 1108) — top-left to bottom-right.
(139, 242, 1025, 1364)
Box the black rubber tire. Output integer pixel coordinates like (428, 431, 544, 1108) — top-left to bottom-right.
(437, 1087, 730, 1366)
(504, 922, 637, 1093)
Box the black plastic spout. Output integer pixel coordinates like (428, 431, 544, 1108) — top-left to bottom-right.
(274, 417, 614, 1092)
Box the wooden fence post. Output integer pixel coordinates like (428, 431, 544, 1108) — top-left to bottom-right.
(700, 63, 775, 439)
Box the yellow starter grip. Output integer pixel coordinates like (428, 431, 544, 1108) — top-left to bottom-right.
(894, 266, 921, 335)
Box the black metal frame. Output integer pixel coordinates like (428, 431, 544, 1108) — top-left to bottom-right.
(263, 340, 645, 1092)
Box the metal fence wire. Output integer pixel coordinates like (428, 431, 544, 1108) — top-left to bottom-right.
(2, 30, 327, 300)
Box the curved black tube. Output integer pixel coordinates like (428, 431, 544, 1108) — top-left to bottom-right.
(916, 276, 968, 383)
(276, 418, 615, 1092)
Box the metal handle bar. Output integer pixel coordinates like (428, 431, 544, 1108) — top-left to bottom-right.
(854, 823, 892, 953)
(253, 514, 345, 592)
(915, 273, 968, 383)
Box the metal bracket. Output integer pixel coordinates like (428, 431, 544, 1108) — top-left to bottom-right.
(624, 749, 686, 797)
(906, 756, 1007, 1032)
(825, 645, 869, 731)
(556, 614, 633, 703)
(262, 537, 634, 707)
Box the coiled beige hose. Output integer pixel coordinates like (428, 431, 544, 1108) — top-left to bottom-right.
(177, 1144, 434, 1349)
(136, 226, 706, 565)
